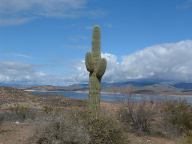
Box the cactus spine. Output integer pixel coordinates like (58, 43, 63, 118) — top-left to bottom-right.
(85, 26, 107, 110)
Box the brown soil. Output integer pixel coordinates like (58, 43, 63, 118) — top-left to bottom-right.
(0, 122, 37, 144)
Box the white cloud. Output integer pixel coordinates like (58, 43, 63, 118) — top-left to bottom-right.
(0, 0, 103, 26)
(0, 61, 48, 84)
(0, 60, 81, 85)
(1, 40, 192, 85)
(74, 40, 192, 83)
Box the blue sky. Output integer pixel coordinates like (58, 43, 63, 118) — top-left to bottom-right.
(0, 0, 192, 85)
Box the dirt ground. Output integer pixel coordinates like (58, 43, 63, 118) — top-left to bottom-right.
(0, 122, 36, 144)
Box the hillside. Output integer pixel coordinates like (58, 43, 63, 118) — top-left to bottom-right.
(25, 81, 192, 96)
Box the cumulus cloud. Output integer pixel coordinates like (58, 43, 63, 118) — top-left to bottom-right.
(0, 60, 81, 85)
(74, 40, 192, 83)
(0, 0, 103, 25)
(0, 61, 48, 84)
(118, 40, 192, 82)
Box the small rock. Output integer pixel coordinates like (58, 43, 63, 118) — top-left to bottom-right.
(15, 121, 20, 124)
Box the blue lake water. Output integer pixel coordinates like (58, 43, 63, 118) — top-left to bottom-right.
(32, 91, 192, 104)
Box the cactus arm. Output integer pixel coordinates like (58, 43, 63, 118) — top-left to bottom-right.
(85, 52, 94, 73)
(96, 58, 107, 80)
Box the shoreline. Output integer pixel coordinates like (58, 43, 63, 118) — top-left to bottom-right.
(25, 89, 192, 97)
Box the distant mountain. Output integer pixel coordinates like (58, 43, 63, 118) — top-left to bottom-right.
(101, 80, 192, 95)
(2, 79, 192, 93)
(102, 80, 161, 88)
(172, 82, 192, 90)
(25, 80, 168, 91)
(102, 79, 175, 88)
(26, 84, 88, 91)
(0, 82, 41, 89)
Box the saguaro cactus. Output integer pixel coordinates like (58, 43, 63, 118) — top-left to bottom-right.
(85, 25, 107, 110)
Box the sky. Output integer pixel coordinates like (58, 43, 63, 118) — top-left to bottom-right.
(0, 0, 192, 85)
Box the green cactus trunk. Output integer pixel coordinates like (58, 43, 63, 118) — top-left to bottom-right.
(85, 26, 107, 110)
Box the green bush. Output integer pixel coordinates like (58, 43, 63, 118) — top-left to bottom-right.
(163, 101, 192, 135)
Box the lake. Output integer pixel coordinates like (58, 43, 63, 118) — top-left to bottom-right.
(32, 91, 192, 104)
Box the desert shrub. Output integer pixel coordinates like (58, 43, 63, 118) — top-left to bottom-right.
(34, 111, 90, 144)
(178, 131, 192, 144)
(0, 113, 4, 128)
(162, 101, 192, 136)
(81, 110, 127, 144)
(40, 95, 87, 108)
(34, 110, 127, 144)
(0, 113, 4, 121)
(119, 101, 155, 134)
(43, 105, 54, 114)
(8, 104, 35, 121)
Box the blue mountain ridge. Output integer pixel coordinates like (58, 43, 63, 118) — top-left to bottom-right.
(1, 80, 192, 90)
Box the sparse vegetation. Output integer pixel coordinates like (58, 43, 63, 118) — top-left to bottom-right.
(43, 105, 54, 114)
(118, 97, 156, 134)
(162, 101, 192, 136)
(33, 110, 127, 144)
(118, 97, 192, 139)
(0, 114, 4, 130)
(178, 131, 192, 144)
(34, 111, 90, 144)
(81, 110, 127, 144)
(7, 103, 36, 121)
